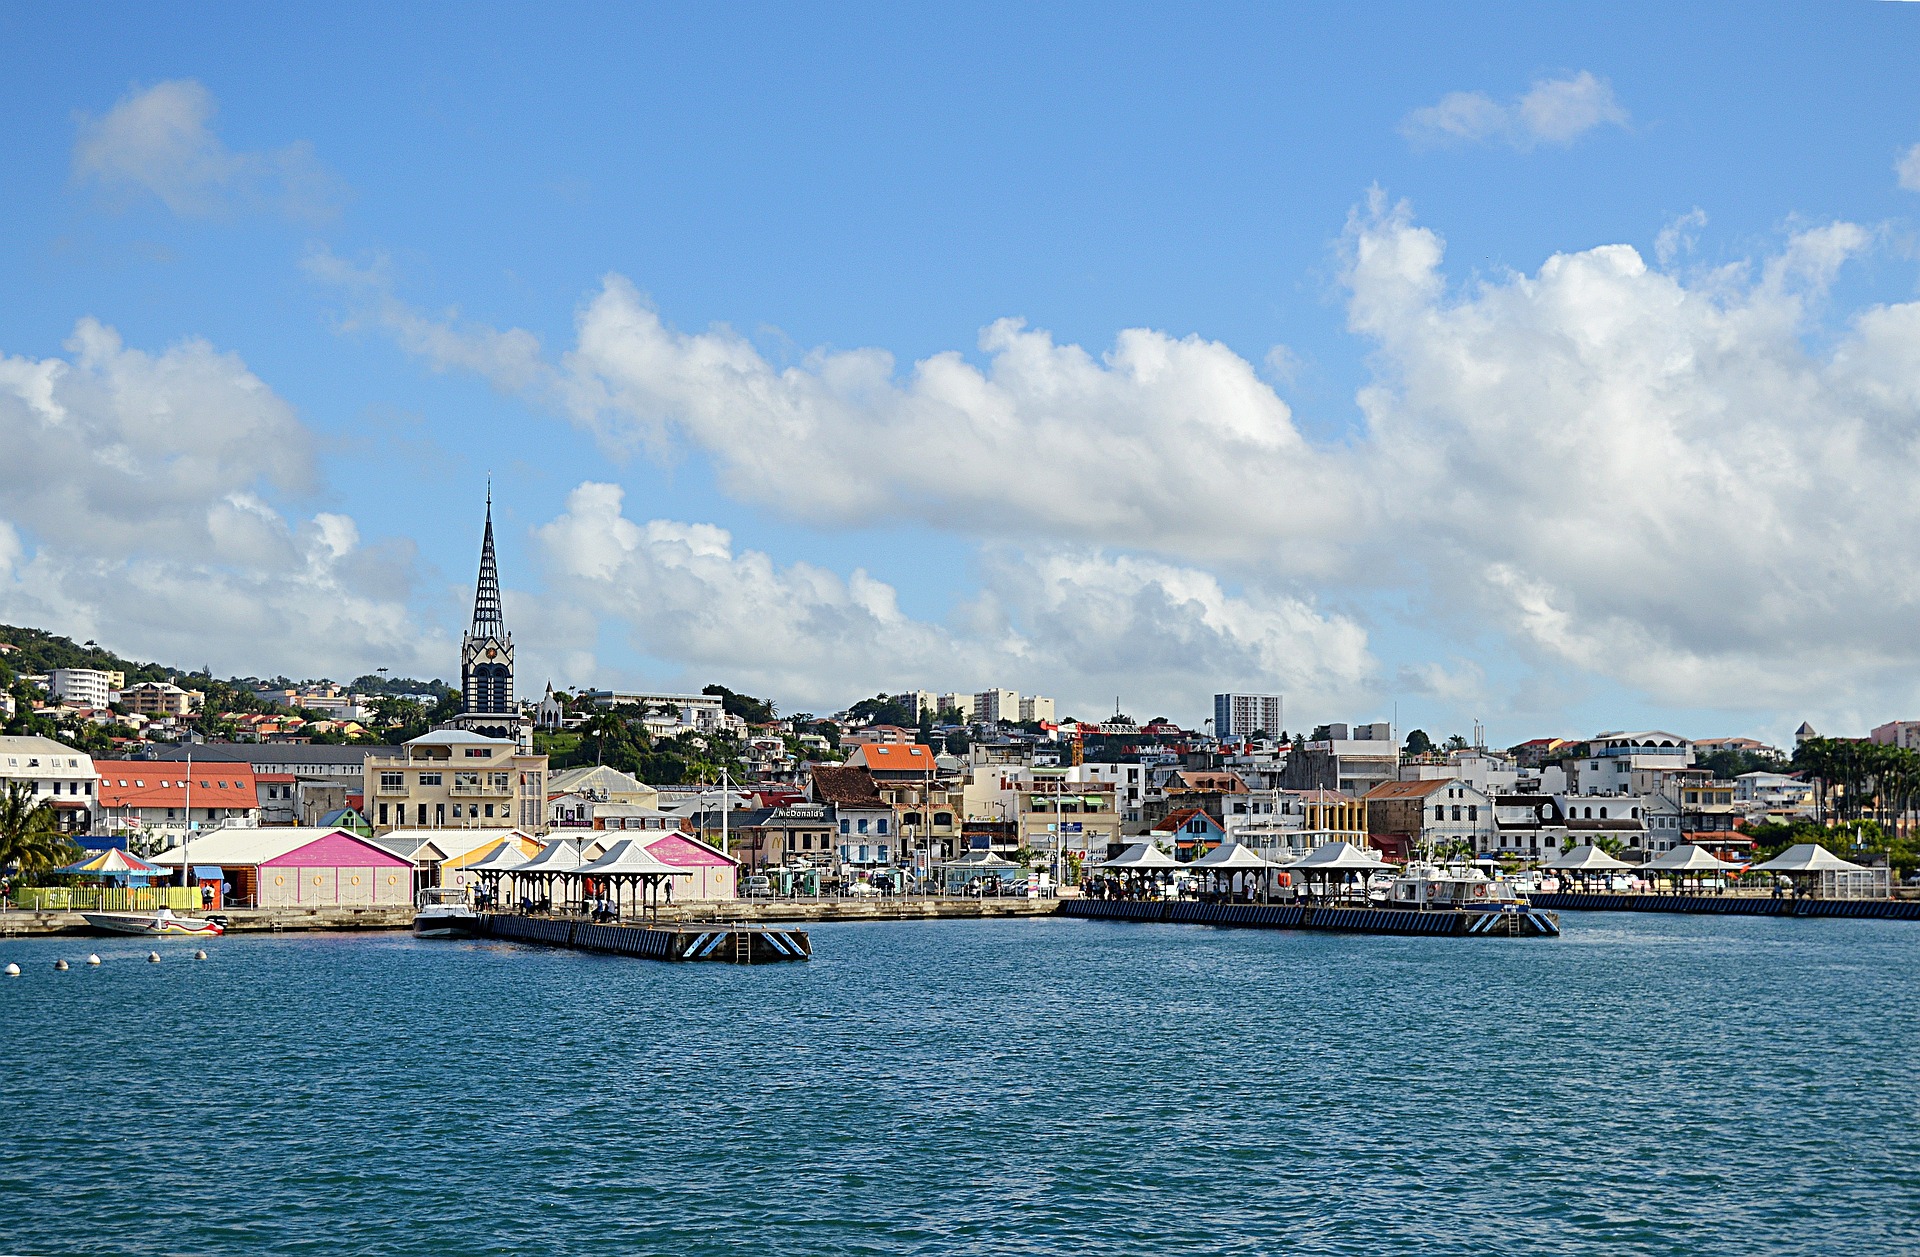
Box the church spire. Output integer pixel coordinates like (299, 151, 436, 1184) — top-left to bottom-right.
(470, 484, 504, 638)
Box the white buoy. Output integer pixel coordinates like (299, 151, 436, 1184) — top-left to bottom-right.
(193, 950, 208, 961)
(3, 963, 18, 977)
(54, 959, 69, 971)
(147, 951, 161, 964)
(86, 954, 102, 966)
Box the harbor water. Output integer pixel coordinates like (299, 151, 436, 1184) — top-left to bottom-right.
(2, 914, 1916, 1255)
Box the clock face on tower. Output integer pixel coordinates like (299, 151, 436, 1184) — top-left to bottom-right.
(486, 647, 498, 659)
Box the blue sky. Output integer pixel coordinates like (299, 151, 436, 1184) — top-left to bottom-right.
(3, 3, 1920, 742)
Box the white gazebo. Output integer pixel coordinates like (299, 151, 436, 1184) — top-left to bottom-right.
(515, 837, 587, 912)
(1644, 843, 1738, 892)
(1751, 843, 1889, 900)
(464, 837, 530, 906)
(1281, 841, 1392, 905)
(575, 838, 693, 920)
(1089, 841, 1180, 898)
(1545, 844, 1631, 871)
(1189, 841, 1275, 899)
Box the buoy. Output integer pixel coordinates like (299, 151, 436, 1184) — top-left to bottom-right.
(3, 963, 18, 977)
(193, 950, 208, 961)
(147, 952, 161, 964)
(54, 959, 69, 971)
(86, 954, 102, 966)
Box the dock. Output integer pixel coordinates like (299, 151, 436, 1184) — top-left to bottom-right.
(1061, 899, 1561, 937)
(475, 913, 811, 963)
(1529, 893, 1920, 920)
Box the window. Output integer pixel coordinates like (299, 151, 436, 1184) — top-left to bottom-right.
(435, 803, 445, 825)
(876, 819, 888, 834)
(1599, 807, 1608, 819)
(484, 804, 494, 818)
(1434, 805, 1444, 821)
(379, 803, 388, 825)
(839, 819, 850, 835)
(455, 772, 479, 789)
(451, 804, 463, 819)
(1468, 805, 1477, 821)
(419, 773, 442, 786)
(1451, 806, 1461, 822)
(465, 749, 488, 758)
(416, 804, 427, 825)
(381, 772, 402, 789)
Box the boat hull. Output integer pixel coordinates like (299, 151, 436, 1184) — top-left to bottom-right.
(413, 908, 479, 938)
(81, 912, 225, 937)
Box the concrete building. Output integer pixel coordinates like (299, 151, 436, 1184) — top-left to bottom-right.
(1282, 722, 1398, 797)
(1213, 692, 1283, 739)
(145, 743, 392, 782)
(49, 668, 119, 710)
(1365, 779, 1495, 862)
(810, 766, 896, 869)
(974, 688, 1020, 724)
(890, 691, 938, 720)
(0, 735, 97, 833)
(1870, 720, 1920, 750)
(365, 729, 548, 836)
(122, 681, 203, 716)
(1019, 695, 1056, 724)
(938, 692, 975, 720)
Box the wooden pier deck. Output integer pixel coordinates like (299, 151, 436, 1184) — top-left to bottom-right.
(1061, 899, 1560, 937)
(476, 913, 811, 963)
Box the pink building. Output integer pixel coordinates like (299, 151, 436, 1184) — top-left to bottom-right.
(152, 826, 415, 908)
(635, 831, 738, 899)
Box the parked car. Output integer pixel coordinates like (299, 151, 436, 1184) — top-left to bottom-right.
(741, 875, 774, 898)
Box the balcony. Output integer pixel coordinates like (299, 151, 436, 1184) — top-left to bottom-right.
(450, 781, 514, 797)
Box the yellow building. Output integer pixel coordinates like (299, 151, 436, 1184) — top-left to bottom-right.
(365, 730, 548, 835)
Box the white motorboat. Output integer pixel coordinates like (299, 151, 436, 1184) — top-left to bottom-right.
(81, 907, 228, 937)
(1386, 860, 1528, 911)
(413, 887, 479, 938)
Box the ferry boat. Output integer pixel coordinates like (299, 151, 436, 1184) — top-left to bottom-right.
(1386, 860, 1527, 911)
(413, 887, 479, 938)
(81, 907, 227, 937)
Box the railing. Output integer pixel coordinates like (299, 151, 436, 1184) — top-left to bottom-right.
(450, 782, 513, 797)
(14, 886, 202, 912)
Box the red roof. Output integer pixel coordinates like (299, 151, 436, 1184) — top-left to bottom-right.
(850, 743, 936, 772)
(95, 760, 259, 809)
(1364, 779, 1454, 800)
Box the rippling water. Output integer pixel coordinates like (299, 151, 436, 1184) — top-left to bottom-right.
(2, 913, 1916, 1256)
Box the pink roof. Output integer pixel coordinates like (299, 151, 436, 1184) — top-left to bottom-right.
(643, 832, 739, 869)
(260, 830, 413, 869)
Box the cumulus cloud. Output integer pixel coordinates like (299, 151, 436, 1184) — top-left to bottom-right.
(320, 189, 1920, 722)
(531, 482, 1374, 719)
(1897, 142, 1920, 193)
(0, 322, 443, 678)
(1401, 71, 1627, 150)
(72, 79, 344, 220)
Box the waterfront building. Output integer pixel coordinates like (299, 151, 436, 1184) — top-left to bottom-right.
(364, 729, 548, 836)
(1281, 722, 1398, 796)
(1011, 776, 1121, 864)
(607, 829, 737, 899)
(149, 826, 414, 907)
(547, 764, 660, 811)
(810, 766, 895, 869)
(720, 803, 837, 873)
(94, 760, 260, 846)
(1213, 692, 1283, 739)
(1365, 779, 1496, 862)
(372, 827, 543, 898)
(0, 735, 96, 833)
(844, 743, 958, 866)
(1149, 807, 1226, 857)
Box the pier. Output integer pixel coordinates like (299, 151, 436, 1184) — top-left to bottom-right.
(1061, 899, 1561, 937)
(1530, 893, 1920, 920)
(476, 913, 810, 963)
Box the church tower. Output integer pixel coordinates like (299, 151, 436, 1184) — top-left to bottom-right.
(461, 490, 514, 721)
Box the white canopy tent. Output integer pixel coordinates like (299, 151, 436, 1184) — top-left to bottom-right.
(1750, 843, 1889, 901)
(1189, 840, 1276, 900)
(1750, 843, 1866, 873)
(1092, 842, 1180, 871)
(576, 838, 693, 920)
(514, 837, 587, 911)
(1644, 844, 1739, 873)
(1281, 840, 1392, 905)
(464, 837, 531, 906)
(1545, 844, 1631, 871)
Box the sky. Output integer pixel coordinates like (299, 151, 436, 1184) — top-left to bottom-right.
(2, 3, 1920, 743)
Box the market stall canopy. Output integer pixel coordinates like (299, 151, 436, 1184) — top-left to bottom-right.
(56, 848, 166, 878)
(938, 849, 1023, 870)
(1092, 842, 1179, 871)
(575, 838, 692, 878)
(1750, 843, 1867, 873)
(1644, 844, 1738, 872)
(1545, 844, 1631, 871)
(463, 838, 532, 873)
(1282, 841, 1392, 872)
(1189, 841, 1274, 870)
(517, 837, 587, 874)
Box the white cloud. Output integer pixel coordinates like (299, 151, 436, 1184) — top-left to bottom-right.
(327, 191, 1920, 725)
(1402, 71, 1627, 150)
(530, 482, 1374, 721)
(1654, 208, 1708, 266)
(72, 79, 344, 220)
(0, 321, 443, 680)
(1898, 142, 1920, 192)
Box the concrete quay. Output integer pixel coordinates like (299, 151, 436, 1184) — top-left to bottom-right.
(0, 897, 1062, 937)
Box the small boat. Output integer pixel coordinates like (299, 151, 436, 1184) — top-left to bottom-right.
(413, 887, 479, 938)
(1385, 860, 1528, 911)
(81, 907, 227, 937)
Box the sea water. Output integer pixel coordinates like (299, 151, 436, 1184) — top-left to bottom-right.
(1, 914, 1915, 1256)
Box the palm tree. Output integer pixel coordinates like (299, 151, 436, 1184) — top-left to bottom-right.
(0, 782, 80, 881)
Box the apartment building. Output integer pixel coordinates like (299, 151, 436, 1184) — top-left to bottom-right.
(0, 735, 97, 833)
(1213, 692, 1283, 739)
(364, 730, 548, 835)
(49, 668, 121, 709)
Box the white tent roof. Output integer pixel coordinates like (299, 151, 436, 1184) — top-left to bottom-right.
(575, 838, 691, 878)
(1544, 844, 1632, 871)
(938, 849, 1023, 870)
(149, 826, 365, 866)
(1750, 843, 1867, 873)
(463, 838, 532, 873)
(1283, 841, 1391, 871)
(516, 837, 587, 873)
(1092, 842, 1179, 870)
(1189, 841, 1273, 870)
(1644, 844, 1738, 872)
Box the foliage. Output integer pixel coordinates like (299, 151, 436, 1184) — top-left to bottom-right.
(1698, 748, 1787, 780)
(0, 624, 172, 688)
(1743, 815, 1918, 876)
(1403, 729, 1433, 756)
(349, 674, 457, 699)
(549, 704, 748, 785)
(703, 684, 776, 724)
(1443, 733, 1470, 752)
(0, 782, 81, 881)
(847, 693, 918, 728)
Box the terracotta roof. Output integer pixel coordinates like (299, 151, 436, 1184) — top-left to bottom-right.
(1364, 779, 1453, 800)
(809, 765, 886, 808)
(95, 759, 258, 809)
(850, 743, 936, 772)
(1150, 807, 1220, 834)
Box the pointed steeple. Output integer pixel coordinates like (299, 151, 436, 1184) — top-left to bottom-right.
(470, 483, 504, 638)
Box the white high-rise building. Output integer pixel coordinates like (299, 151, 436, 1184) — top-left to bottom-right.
(1019, 695, 1055, 723)
(974, 689, 1020, 723)
(1214, 693, 1283, 739)
(938, 693, 975, 720)
(49, 668, 118, 710)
